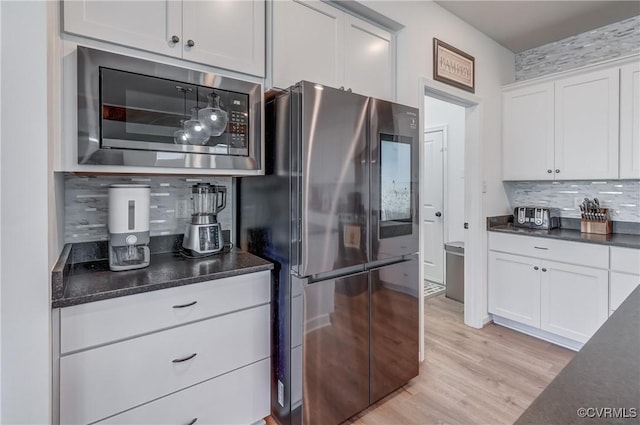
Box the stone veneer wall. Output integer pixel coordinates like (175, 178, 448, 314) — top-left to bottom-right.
(64, 174, 233, 243)
(515, 16, 640, 81)
(504, 180, 640, 222)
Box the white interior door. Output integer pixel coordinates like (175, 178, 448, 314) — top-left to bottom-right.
(422, 129, 444, 284)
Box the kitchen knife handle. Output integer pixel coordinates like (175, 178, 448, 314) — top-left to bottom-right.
(172, 301, 198, 309)
(172, 353, 197, 363)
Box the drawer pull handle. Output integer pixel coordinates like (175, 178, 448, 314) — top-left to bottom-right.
(533, 246, 548, 250)
(173, 301, 197, 309)
(186, 418, 198, 425)
(172, 353, 197, 363)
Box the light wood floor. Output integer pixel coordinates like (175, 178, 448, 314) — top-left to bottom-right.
(267, 295, 574, 425)
(346, 295, 575, 425)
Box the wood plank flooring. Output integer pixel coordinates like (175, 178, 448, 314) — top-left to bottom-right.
(346, 295, 575, 425)
(267, 295, 574, 425)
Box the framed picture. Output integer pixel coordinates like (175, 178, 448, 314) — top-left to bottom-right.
(433, 38, 475, 93)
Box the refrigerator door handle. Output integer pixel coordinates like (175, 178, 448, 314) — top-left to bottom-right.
(365, 254, 417, 271)
(308, 264, 367, 284)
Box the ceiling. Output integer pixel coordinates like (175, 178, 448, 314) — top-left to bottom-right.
(433, 1, 640, 52)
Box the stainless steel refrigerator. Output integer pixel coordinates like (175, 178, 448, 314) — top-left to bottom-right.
(238, 81, 419, 425)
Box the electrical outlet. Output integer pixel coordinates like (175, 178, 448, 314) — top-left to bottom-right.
(176, 200, 189, 219)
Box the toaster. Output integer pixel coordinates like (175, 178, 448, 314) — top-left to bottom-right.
(513, 207, 560, 230)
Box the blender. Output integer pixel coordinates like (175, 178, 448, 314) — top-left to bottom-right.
(108, 184, 151, 271)
(182, 183, 227, 256)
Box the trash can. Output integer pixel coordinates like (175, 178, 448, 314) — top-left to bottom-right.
(444, 241, 464, 303)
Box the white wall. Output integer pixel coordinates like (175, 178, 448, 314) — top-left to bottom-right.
(362, 0, 514, 219)
(1, 1, 51, 423)
(425, 96, 466, 243)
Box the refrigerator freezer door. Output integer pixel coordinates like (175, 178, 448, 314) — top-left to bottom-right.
(370, 254, 419, 403)
(294, 82, 370, 278)
(302, 272, 370, 425)
(369, 98, 420, 261)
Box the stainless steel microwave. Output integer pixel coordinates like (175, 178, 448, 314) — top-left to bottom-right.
(77, 46, 263, 172)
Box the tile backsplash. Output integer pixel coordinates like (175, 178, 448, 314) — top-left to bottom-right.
(504, 180, 640, 222)
(64, 174, 233, 243)
(515, 16, 640, 81)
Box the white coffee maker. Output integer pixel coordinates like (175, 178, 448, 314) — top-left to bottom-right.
(108, 184, 151, 271)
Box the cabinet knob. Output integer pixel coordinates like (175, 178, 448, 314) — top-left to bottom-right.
(186, 39, 195, 48)
(541, 268, 547, 272)
(555, 169, 560, 174)
(435, 211, 442, 217)
(533, 266, 539, 270)
(170, 35, 180, 44)
(547, 169, 553, 174)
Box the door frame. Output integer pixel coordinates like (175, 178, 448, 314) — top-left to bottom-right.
(418, 78, 485, 359)
(423, 125, 447, 285)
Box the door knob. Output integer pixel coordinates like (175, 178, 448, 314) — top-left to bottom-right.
(435, 211, 442, 217)
(186, 39, 195, 48)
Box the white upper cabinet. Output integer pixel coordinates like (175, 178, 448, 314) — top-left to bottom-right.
(502, 61, 635, 181)
(63, 0, 265, 77)
(554, 68, 619, 180)
(620, 62, 640, 179)
(63, 1, 182, 58)
(271, 0, 395, 100)
(343, 15, 393, 101)
(272, 0, 343, 89)
(503, 83, 555, 180)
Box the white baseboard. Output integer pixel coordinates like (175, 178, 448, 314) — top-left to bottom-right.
(492, 315, 583, 351)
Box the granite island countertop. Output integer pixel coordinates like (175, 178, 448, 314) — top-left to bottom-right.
(52, 244, 274, 308)
(487, 216, 640, 249)
(515, 285, 640, 425)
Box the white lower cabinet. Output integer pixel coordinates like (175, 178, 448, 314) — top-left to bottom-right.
(56, 272, 271, 425)
(488, 251, 540, 327)
(488, 232, 611, 348)
(97, 359, 270, 425)
(540, 261, 608, 343)
(610, 272, 640, 314)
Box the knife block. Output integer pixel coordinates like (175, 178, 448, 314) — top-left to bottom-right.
(580, 218, 612, 235)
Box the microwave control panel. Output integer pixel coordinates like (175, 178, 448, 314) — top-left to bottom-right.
(225, 92, 249, 149)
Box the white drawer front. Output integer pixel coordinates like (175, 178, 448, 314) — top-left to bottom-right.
(610, 271, 640, 311)
(61, 271, 270, 353)
(610, 246, 640, 275)
(60, 304, 270, 425)
(488, 232, 608, 268)
(98, 358, 270, 425)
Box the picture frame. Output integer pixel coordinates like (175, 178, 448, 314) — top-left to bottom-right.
(433, 38, 475, 93)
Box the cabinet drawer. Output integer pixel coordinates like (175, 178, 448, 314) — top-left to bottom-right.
(610, 246, 640, 275)
(60, 304, 270, 425)
(610, 271, 640, 311)
(488, 232, 608, 268)
(60, 271, 270, 353)
(97, 358, 270, 425)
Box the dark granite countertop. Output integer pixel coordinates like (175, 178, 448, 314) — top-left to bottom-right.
(515, 285, 640, 425)
(52, 243, 273, 308)
(487, 216, 640, 249)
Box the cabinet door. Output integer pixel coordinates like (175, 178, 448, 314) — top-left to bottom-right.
(182, 0, 265, 76)
(540, 261, 608, 343)
(620, 62, 640, 179)
(610, 271, 640, 313)
(502, 83, 555, 180)
(554, 68, 620, 179)
(272, 0, 344, 89)
(343, 15, 394, 100)
(63, 0, 182, 58)
(488, 251, 540, 327)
